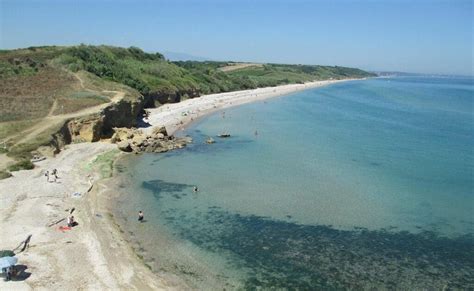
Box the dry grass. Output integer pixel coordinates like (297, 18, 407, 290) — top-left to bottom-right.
(0, 67, 77, 122)
(0, 119, 38, 140)
(53, 91, 110, 115)
(218, 62, 263, 72)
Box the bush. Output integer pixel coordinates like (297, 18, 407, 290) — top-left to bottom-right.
(8, 159, 35, 172)
(0, 170, 12, 179)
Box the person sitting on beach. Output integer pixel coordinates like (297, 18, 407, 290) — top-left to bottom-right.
(5, 266, 12, 281)
(67, 215, 75, 227)
(138, 211, 144, 222)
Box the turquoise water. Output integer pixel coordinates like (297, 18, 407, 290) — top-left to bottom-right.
(113, 76, 474, 289)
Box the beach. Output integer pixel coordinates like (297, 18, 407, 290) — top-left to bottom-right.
(0, 79, 348, 289)
(145, 79, 352, 135)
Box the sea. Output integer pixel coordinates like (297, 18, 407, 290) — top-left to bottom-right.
(111, 76, 473, 289)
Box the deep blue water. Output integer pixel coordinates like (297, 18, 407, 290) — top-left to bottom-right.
(113, 76, 474, 289)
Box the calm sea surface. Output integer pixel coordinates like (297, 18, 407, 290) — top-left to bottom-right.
(112, 76, 473, 289)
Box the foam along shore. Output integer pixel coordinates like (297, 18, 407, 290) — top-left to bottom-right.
(0, 78, 356, 289)
(145, 79, 356, 135)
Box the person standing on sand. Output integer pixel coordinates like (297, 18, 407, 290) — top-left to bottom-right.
(138, 211, 144, 222)
(45, 170, 50, 182)
(51, 169, 58, 182)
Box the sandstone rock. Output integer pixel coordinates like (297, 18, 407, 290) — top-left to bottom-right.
(67, 117, 103, 143)
(111, 128, 130, 142)
(110, 133, 119, 143)
(152, 126, 168, 137)
(117, 140, 132, 152)
(132, 135, 146, 146)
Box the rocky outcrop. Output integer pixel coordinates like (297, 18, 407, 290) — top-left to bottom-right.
(67, 114, 103, 143)
(44, 89, 195, 156)
(64, 94, 145, 144)
(110, 127, 191, 153)
(101, 96, 144, 136)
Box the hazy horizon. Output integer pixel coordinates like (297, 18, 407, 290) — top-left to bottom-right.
(1, 0, 472, 76)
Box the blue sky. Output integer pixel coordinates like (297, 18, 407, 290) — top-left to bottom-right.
(1, 0, 472, 75)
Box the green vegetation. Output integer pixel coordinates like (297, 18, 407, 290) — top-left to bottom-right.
(7, 159, 34, 172)
(6, 120, 65, 161)
(84, 149, 120, 178)
(174, 61, 374, 93)
(1, 45, 374, 107)
(0, 44, 374, 174)
(0, 170, 12, 180)
(0, 120, 38, 140)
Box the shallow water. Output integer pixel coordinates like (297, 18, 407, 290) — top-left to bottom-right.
(113, 76, 474, 289)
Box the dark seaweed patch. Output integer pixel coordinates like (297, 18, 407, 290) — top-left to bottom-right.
(161, 208, 474, 289)
(142, 179, 192, 200)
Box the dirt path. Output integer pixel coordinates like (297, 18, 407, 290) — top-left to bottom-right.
(73, 72, 88, 91)
(12, 72, 126, 147)
(218, 63, 263, 72)
(0, 153, 14, 170)
(46, 99, 58, 117)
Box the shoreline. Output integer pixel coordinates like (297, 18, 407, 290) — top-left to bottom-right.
(145, 78, 359, 136)
(0, 78, 359, 289)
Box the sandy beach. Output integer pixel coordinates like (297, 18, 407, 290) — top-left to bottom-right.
(0, 79, 352, 289)
(145, 79, 352, 135)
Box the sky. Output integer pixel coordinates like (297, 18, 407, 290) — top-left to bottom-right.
(1, 0, 472, 75)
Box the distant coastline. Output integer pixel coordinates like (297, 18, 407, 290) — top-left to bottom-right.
(145, 78, 362, 136)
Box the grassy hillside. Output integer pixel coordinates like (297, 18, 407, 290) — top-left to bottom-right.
(0, 44, 374, 173)
(174, 61, 373, 93)
(1, 45, 374, 109)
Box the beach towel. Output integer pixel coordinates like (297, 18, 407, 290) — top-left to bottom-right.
(58, 226, 71, 232)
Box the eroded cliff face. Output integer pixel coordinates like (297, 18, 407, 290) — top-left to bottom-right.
(101, 95, 145, 136)
(65, 96, 145, 144)
(44, 90, 193, 155)
(41, 88, 200, 156)
(145, 89, 200, 106)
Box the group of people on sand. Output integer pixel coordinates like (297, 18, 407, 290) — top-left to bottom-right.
(44, 168, 59, 183)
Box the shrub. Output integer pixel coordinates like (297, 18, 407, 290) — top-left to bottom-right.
(8, 159, 35, 172)
(0, 170, 12, 179)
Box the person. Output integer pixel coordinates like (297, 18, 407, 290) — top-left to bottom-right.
(193, 186, 199, 193)
(67, 215, 75, 227)
(45, 170, 50, 182)
(51, 169, 58, 182)
(5, 266, 12, 281)
(138, 211, 144, 222)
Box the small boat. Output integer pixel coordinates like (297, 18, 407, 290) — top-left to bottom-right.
(217, 133, 231, 138)
(206, 137, 215, 144)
